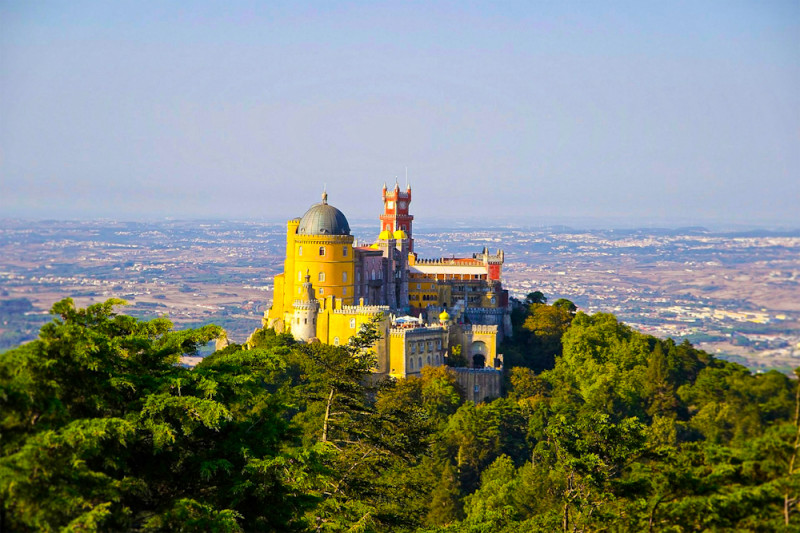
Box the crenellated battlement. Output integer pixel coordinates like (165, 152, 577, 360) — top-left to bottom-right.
(467, 324, 498, 334)
(293, 300, 319, 310)
(332, 304, 390, 316)
(414, 257, 484, 266)
(389, 325, 445, 337)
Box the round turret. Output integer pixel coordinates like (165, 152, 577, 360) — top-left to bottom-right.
(297, 192, 351, 235)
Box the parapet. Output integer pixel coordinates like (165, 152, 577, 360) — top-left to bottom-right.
(292, 300, 319, 311)
(333, 304, 390, 316)
(467, 324, 498, 334)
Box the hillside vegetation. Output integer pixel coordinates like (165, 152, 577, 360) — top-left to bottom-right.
(1, 297, 798, 531)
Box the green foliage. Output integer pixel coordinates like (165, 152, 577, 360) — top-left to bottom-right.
(1, 298, 797, 531)
(446, 343, 468, 368)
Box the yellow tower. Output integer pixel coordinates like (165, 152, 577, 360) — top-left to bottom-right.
(292, 192, 355, 305)
(266, 192, 356, 333)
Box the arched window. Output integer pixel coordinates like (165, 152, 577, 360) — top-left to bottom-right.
(333, 337, 340, 346)
(298, 246, 303, 256)
(343, 247, 348, 257)
(371, 270, 376, 280)
(319, 287, 324, 295)
(350, 318, 356, 329)
(319, 246, 325, 256)
(298, 271, 303, 282)
(318, 272, 325, 282)
(343, 287, 347, 295)
(342, 272, 347, 282)
(409, 358, 414, 370)
(418, 357, 423, 369)
(427, 355, 431, 365)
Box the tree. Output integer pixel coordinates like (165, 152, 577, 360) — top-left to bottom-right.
(520, 304, 573, 372)
(552, 298, 577, 315)
(0, 299, 313, 532)
(525, 291, 547, 305)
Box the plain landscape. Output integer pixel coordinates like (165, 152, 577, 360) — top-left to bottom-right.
(1, 218, 797, 373)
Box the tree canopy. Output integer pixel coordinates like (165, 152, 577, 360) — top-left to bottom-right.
(1, 297, 798, 531)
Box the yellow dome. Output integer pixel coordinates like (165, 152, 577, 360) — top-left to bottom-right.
(393, 229, 408, 239)
(378, 230, 391, 240)
(439, 310, 450, 322)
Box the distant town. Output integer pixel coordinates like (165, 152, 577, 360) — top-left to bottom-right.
(1, 219, 798, 373)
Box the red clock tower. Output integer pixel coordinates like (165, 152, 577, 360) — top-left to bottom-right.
(380, 182, 414, 252)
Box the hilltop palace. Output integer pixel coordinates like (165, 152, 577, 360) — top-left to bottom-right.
(264, 183, 510, 393)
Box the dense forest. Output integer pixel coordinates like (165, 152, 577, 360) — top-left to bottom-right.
(1, 295, 799, 532)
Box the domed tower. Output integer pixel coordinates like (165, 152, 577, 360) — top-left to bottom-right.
(292, 271, 319, 342)
(291, 192, 356, 305)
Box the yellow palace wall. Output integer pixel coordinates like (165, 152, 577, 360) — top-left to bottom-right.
(292, 235, 355, 306)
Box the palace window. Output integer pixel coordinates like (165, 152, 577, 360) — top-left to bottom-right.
(318, 272, 325, 282)
(350, 318, 356, 329)
(410, 343, 416, 354)
(298, 271, 302, 281)
(343, 247, 348, 257)
(427, 356, 431, 365)
(319, 246, 325, 256)
(333, 337, 340, 346)
(418, 357, 422, 368)
(342, 272, 347, 282)
(298, 246, 303, 256)
(356, 271, 361, 282)
(319, 288, 324, 295)
(427, 341, 433, 351)
(409, 358, 414, 370)
(343, 287, 347, 295)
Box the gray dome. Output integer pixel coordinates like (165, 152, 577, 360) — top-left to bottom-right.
(297, 193, 351, 236)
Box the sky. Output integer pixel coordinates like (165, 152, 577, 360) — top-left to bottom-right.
(1, 1, 798, 228)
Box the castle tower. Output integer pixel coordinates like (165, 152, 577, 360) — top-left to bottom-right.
(292, 192, 356, 305)
(292, 271, 319, 342)
(380, 182, 414, 252)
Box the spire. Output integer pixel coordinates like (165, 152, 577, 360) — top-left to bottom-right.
(299, 269, 316, 302)
(322, 188, 328, 205)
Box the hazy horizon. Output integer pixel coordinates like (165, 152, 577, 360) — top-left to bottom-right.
(2, 1, 798, 226)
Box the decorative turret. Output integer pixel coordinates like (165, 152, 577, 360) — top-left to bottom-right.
(380, 182, 414, 252)
(292, 271, 319, 342)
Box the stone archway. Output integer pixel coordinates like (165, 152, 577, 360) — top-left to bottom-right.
(471, 340, 487, 368)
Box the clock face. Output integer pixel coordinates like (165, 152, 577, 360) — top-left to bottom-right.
(398, 201, 406, 209)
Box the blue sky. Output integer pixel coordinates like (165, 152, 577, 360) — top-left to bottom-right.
(1, 1, 798, 227)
